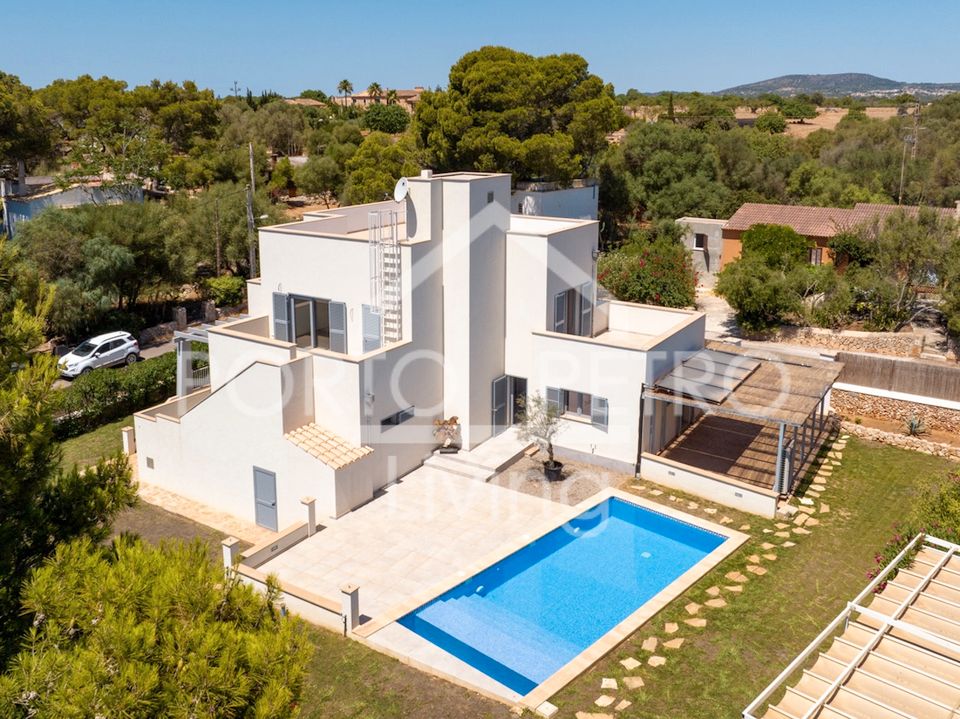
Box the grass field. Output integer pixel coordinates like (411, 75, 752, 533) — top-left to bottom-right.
(549, 436, 955, 718)
(58, 414, 132, 471)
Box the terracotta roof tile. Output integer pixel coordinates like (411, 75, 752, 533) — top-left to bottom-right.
(285, 423, 373, 470)
(726, 202, 959, 238)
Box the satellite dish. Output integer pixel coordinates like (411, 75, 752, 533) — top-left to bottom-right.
(393, 177, 409, 203)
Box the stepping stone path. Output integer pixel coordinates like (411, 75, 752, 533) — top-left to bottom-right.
(720, 516, 733, 525)
(794, 514, 809, 527)
(726, 571, 749, 583)
(820, 503, 830, 514)
(763, 553, 777, 561)
(596, 695, 616, 707)
(641, 636, 658, 652)
(684, 618, 707, 628)
(724, 584, 744, 593)
(739, 524, 751, 531)
(685, 602, 701, 615)
(615, 699, 632, 712)
(705, 598, 727, 608)
(782, 541, 796, 548)
(663, 637, 685, 649)
(799, 497, 815, 506)
(687, 502, 698, 510)
(746, 565, 767, 576)
(747, 554, 761, 563)
(761, 542, 776, 550)
(705, 585, 721, 597)
(664, 622, 679, 634)
(775, 531, 791, 538)
(793, 527, 811, 535)
(775, 522, 790, 529)
(668, 495, 678, 502)
(623, 676, 645, 690)
(648, 655, 666, 667)
(577, 713, 612, 719)
(619, 657, 641, 670)
(649, 489, 663, 496)
(806, 517, 820, 527)
(601, 678, 618, 690)
(797, 505, 815, 515)
(704, 508, 717, 515)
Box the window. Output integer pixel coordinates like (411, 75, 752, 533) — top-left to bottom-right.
(809, 247, 823, 266)
(694, 233, 707, 250)
(273, 292, 346, 351)
(487, 191, 494, 204)
(554, 286, 593, 337)
(546, 387, 609, 431)
(381, 406, 415, 430)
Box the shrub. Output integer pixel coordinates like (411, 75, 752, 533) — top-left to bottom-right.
(904, 414, 927, 437)
(204, 275, 247, 307)
(869, 474, 960, 585)
(740, 223, 812, 270)
(362, 103, 410, 134)
(716, 255, 799, 332)
(53, 352, 177, 439)
(755, 111, 787, 134)
(598, 238, 697, 308)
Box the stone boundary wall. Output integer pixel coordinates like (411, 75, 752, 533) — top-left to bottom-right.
(767, 326, 924, 358)
(832, 389, 960, 434)
(840, 421, 960, 461)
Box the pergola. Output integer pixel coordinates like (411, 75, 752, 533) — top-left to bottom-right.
(643, 344, 842, 495)
(173, 326, 212, 397)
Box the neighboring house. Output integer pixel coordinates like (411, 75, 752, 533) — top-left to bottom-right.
(681, 200, 960, 284)
(677, 217, 726, 287)
(133, 171, 839, 527)
(0, 176, 142, 238)
(330, 87, 424, 114)
(511, 179, 599, 220)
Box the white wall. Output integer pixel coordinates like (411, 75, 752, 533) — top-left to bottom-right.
(677, 217, 726, 287)
(640, 453, 778, 517)
(512, 185, 599, 220)
(207, 324, 296, 390)
(529, 332, 648, 468)
(504, 232, 547, 379)
(135, 361, 367, 525)
(441, 175, 511, 448)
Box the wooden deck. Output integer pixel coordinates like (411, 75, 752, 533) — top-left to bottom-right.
(662, 415, 780, 490)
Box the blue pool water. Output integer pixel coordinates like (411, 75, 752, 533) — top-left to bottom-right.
(398, 497, 725, 695)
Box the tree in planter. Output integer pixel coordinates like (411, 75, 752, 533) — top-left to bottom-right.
(516, 392, 564, 479)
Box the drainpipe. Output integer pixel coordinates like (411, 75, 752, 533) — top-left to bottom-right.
(635, 385, 645, 476)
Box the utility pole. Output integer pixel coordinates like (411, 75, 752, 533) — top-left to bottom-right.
(214, 196, 222, 275)
(911, 102, 921, 160)
(246, 184, 257, 277)
(898, 139, 908, 206)
(246, 142, 258, 276)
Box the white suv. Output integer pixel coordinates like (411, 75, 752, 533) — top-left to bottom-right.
(58, 331, 141, 378)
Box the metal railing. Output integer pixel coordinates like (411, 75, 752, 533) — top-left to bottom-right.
(742, 533, 926, 718)
(189, 365, 210, 390)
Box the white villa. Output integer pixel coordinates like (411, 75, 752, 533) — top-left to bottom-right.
(133, 170, 838, 531)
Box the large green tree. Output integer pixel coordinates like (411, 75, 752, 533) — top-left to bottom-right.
(342, 132, 420, 204)
(412, 46, 622, 180)
(0, 73, 56, 175)
(0, 242, 136, 661)
(0, 537, 312, 717)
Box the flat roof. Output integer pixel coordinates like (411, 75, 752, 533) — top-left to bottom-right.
(645, 343, 841, 426)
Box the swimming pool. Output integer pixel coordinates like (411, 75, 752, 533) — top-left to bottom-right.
(398, 496, 726, 695)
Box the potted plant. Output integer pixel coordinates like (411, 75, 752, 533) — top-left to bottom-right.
(516, 392, 565, 481)
(433, 416, 461, 453)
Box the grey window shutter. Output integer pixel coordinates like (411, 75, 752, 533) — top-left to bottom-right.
(591, 395, 609, 430)
(329, 301, 347, 353)
(272, 292, 290, 341)
(580, 282, 593, 337)
(553, 291, 567, 333)
(362, 304, 381, 353)
(546, 387, 562, 415)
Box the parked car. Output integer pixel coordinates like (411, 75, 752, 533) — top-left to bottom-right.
(58, 331, 140, 378)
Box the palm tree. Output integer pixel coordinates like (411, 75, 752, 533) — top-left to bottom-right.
(337, 79, 353, 115)
(385, 88, 399, 105)
(367, 82, 383, 104)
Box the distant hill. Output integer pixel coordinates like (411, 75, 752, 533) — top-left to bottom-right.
(718, 73, 960, 99)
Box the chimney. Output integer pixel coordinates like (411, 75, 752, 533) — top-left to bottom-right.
(420, 169, 433, 179)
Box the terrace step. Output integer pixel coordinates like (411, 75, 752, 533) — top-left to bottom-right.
(405, 592, 580, 690)
(423, 453, 495, 481)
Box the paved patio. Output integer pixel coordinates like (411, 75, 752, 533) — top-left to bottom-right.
(257, 462, 568, 622)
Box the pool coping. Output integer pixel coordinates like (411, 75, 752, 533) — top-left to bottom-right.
(355, 487, 749, 710)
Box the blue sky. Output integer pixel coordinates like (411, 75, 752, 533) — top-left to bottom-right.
(9, 0, 959, 95)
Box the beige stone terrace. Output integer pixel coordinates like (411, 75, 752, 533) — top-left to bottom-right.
(256, 464, 568, 624)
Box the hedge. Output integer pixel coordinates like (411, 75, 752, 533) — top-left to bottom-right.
(53, 352, 177, 439)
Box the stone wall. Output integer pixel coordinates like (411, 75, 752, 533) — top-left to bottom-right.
(840, 421, 960, 461)
(767, 326, 924, 358)
(832, 389, 960, 434)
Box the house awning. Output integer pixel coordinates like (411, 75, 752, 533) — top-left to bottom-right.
(643, 343, 842, 427)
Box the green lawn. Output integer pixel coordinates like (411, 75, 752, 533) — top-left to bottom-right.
(549, 436, 956, 718)
(58, 415, 132, 471)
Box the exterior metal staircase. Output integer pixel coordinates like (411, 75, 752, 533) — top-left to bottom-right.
(368, 210, 402, 344)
